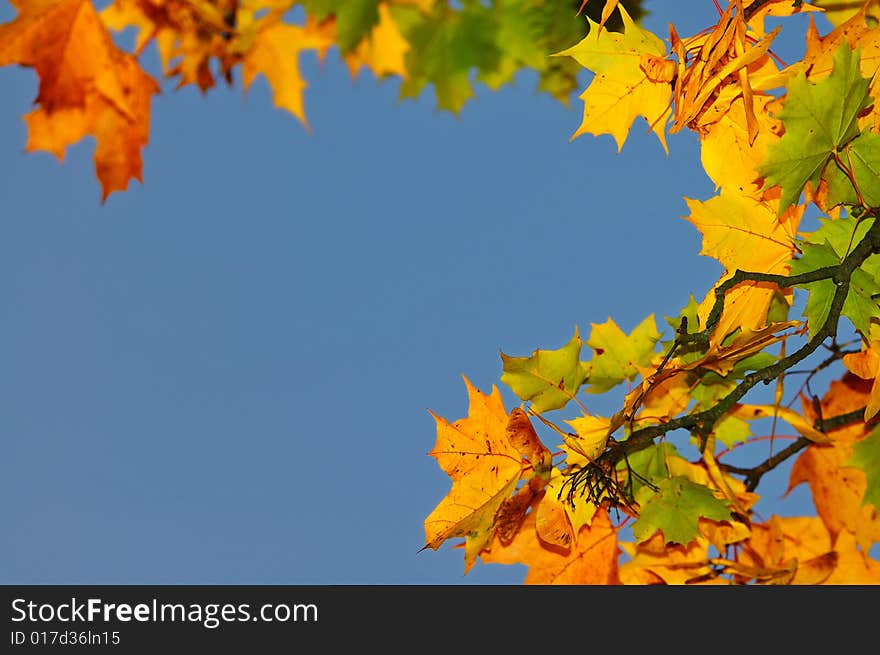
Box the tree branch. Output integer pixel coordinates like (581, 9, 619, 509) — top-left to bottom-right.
(600, 216, 880, 480)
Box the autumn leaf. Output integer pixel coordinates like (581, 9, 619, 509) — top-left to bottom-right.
(699, 93, 784, 198)
(741, 515, 880, 584)
(686, 191, 799, 275)
(493, 478, 542, 547)
(344, 2, 410, 78)
(500, 329, 588, 413)
(506, 407, 553, 476)
(671, 2, 781, 142)
(0, 0, 160, 200)
(480, 505, 621, 584)
(101, 0, 235, 91)
(787, 441, 880, 554)
(563, 414, 611, 461)
(532, 486, 574, 549)
(802, 371, 875, 442)
(423, 376, 530, 571)
(685, 190, 800, 340)
(241, 17, 335, 128)
(624, 442, 683, 498)
(825, 530, 880, 583)
(555, 3, 672, 152)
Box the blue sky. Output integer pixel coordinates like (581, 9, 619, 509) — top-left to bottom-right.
(0, 2, 838, 584)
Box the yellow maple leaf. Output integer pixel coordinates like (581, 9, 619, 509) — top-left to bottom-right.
(344, 2, 409, 79)
(686, 190, 801, 341)
(480, 505, 621, 584)
(242, 21, 317, 127)
(700, 93, 784, 197)
(424, 376, 531, 572)
(563, 414, 611, 461)
(740, 515, 880, 584)
(824, 530, 880, 583)
(555, 4, 672, 153)
(0, 0, 160, 200)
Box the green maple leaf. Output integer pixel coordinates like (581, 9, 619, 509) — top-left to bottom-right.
(806, 216, 874, 257)
(824, 133, 880, 209)
(585, 315, 661, 393)
(788, 218, 880, 338)
(758, 42, 872, 215)
(484, 1, 548, 86)
(396, 0, 501, 113)
(500, 329, 589, 413)
(848, 427, 880, 510)
(624, 442, 679, 497)
(301, 0, 381, 53)
(663, 294, 701, 339)
(632, 476, 732, 546)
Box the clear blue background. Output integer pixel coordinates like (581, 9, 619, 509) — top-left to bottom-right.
(0, 2, 833, 584)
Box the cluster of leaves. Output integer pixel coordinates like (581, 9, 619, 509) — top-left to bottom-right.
(0, 0, 644, 200)
(424, 0, 880, 584)
(4, 0, 880, 585)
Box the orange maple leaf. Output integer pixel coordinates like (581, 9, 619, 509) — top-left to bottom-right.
(670, 2, 781, 142)
(101, 0, 236, 91)
(787, 439, 880, 554)
(423, 377, 549, 572)
(480, 504, 621, 584)
(740, 515, 880, 584)
(0, 0, 160, 200)
(791, 7, 880, 130)
(801, 372, 874, 442)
